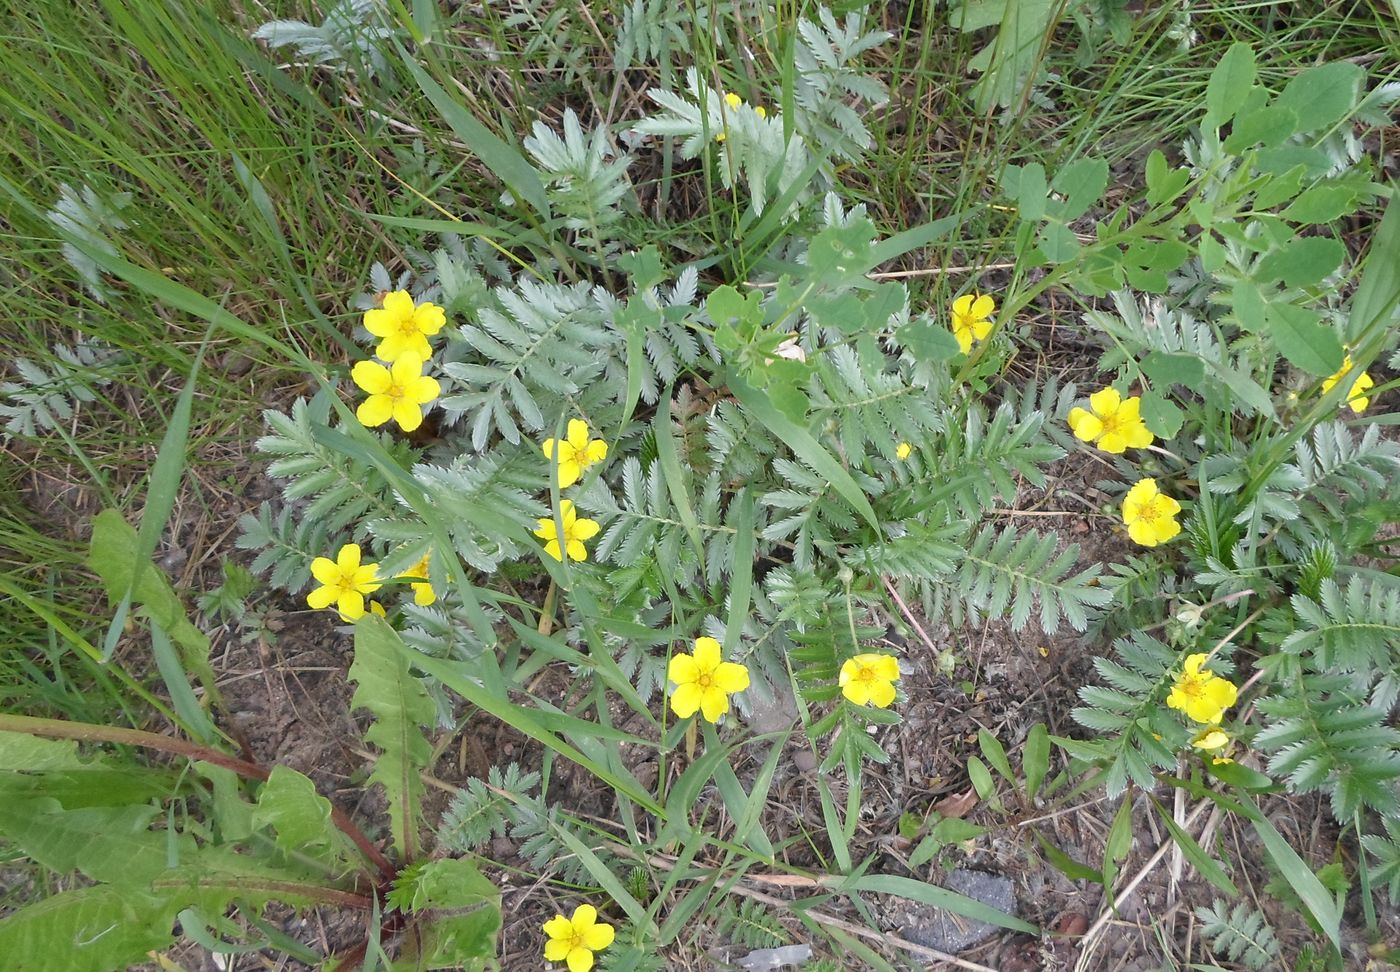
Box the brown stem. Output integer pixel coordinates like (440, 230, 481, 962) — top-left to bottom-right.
(0, 713, 396, 881)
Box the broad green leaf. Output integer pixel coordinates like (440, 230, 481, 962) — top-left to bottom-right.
(1254, 165, 1307, 210)
(350, 617, 436, 859)
(966, 755, 997, 805)
(1034, 830, 1102, 884)
(1102, 796, 1133, 889)
(88, 511, 218, 708)
(1205, 42, 1256, 127)
(725, 371, 881, 534)
(1140, 351, 1205, 388)
(842, 873, 1037, 933)
(1003, 162, 1047, 222)
(1050, 157, 1108, 222)
(1275, 61, 1364, 134)
(0, 731, 86, 771)
(1249, 806, 1341, 949)
(956, 0, 1060, 113)
(1255, 237, 1344, 289)
(1347, 190, 1400, 342)
(1282, 183, 1362, 224)
(899, 318, 963, 363)
(1037, 222, 1079, 263)
(1140, 390, 1184, 439)
(977, 729, 1015, 784)
(400, 858, 501, 970)
(253, 766, 349, 863)
(0, 885, 180, 972)
(1023, 723, 1050, 800)
(1266, 302, 1344, 376)
(1222, 104, 1296, 153)
(1144, 150, 1190, 206)
(0, 799, 166, 885)
(930, 816, 987, 844)
(1149, 798, 1238, 897)
(1231, 280, 1267, 333)
(396, 44, 549, 219)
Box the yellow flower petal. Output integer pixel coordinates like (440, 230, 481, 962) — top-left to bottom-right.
(969, 294, 995, 320)
(1088, 387, 1121, 417)
(392, 399, 424, 432)
(1098, 431, 1128, 454)
(566, 419, 590, 451)
(571, 905, 598, 931)
(699, 687, 730, 723)
(381, 290, 415, 319)
(310, 557, 340, 585)
(543, 539, 563, 561)
(357, 394, 393, 427)
(951, 294, 975, 319)
(390, 352, 424, 384)
(584, 440, 608, 465)
(669, 681, 702, 718)
(871, 655, 901, 681)
(692, 636, 722, 671)
(352, 360, 392, 395)
(841, 678, 871, 706)
(556, 459, 582, 489)
(869, 680, 897, 708)
(566, 946, 595, 972)
(1128, 518, 1162, 546)
(972, 317, 994, 342)
(363, 307, 395, 338)
(413, 302, 446, 334)
(565, 539, 588, 561)
(409, 375, 441, 405)
(543, 915, 573, 940)
(582, 922, 614, 951)
(338, 591, 366, 620)
(724, 91, 743, 110)
(713, 661, 751, 693)
(544, 940, 571, 962)
(953, 325, 973, 354)
(1067, 408, 1102, 441)
(571, 517, 601, 541)
(668, 652, 698, 684)
(337, 544, 361, 571)
(307, 584, 338, 609)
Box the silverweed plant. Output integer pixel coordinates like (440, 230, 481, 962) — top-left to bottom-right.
(2, 2, 1399, 970)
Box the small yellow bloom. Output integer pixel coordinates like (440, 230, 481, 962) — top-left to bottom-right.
(364, 290, 446, 363)
(1191, 727, 1230, 752)
(1121, 478, 1182, 547)
(755, 105, 768, 119)
(368, 601, 386, 618)
(307, 544, 381, 621)
(723, 92, 743, 111)
(838, 653, 901, 708)
(534, 500, 601, 562)
(951, 293, 995, 353)
(399, 554, 436, 606)
(352, 353, 441, 432)
(1167, 653, 1238, 725)
(542, 420, 608, 489)
(542, 904, 614, 972)
(895, 442, 912, 460)
(1320, 354, 1375, 413)
(668, 636, 751, 722)
(1068, 388, 1154, 453)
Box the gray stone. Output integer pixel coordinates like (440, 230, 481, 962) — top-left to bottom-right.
(895, 869, 1017, 953)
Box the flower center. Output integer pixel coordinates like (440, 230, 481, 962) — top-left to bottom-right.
(1099, 409, 1128, 438)
(1133, 498, 1163, 525)
(387, 383, 404, 401)
(696, 673, 714, 690)
(856, 667, 875, 684)
(1179, 674, 1206, 699)
(399, 318, 418, 336)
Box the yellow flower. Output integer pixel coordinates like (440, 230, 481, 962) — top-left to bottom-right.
(755, 105, 768, 119)
(1166, 653, 1238, 724)
(838, 653, 901, 708)
(950, 293, 995, 353)
(723, 92, 743, 111)
(399, 554, 436, 607)
(542, 904, 614, 972)
(1320, 354, 1375, 413)
(667, 636, 751, 722)
(1121, 478, 1182, 547)
(352, 353, 441, 432)
(368, 601, 386, 618)
(895, 442, 912, 460)
(534, 500, 601, 562)
(364, 290, 446, 363)
(307, 544, 381, 621)
(1067, 388, 1154, 454)
(542, 419, 608, 489)
(1191, 727, 1230, 752)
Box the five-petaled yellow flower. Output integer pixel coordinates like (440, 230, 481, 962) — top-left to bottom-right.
(895, 442, 912, 460)
(542, 904, 614, 972)
(668, 636, 751, 722)
(839, 653, 901, 708)
(352, 352, 441, 432)
(542, 420, 608, 489)
(1167, 653, 1238, 725)
(399, 554, 436, 606)
(1121, 478, 1182, 547)
(534, 500, 600, 562)
(364, 290, 446, 363)
(1320, 354, 1375, 414)
(307, 544, 381, 621)
(1068, 388, 1154, 454)
(951, 293, 995, 354)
